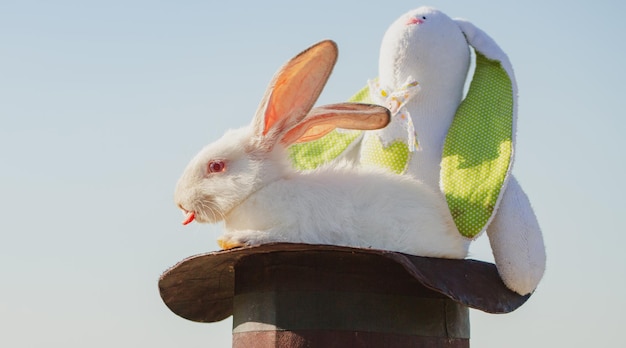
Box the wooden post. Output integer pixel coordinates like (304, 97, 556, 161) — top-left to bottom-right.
(232, 251, 469, 347)
(159, 243, 530, 348)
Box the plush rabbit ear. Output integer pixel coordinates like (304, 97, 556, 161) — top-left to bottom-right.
(282, 103, 390, 145)
(440, 19, 517, 239)
(252, 40, 338, 151)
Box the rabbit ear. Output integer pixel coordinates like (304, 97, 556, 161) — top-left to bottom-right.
(252, 40, 338, 151)
(287, 84, 376, 171)
(281, 103, 390, 145)
(440, 19, 517, 239)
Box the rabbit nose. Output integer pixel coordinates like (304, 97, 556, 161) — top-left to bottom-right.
(406, 17, 424, 25)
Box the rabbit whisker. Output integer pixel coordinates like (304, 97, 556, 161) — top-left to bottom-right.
(198, 199, 226, 223)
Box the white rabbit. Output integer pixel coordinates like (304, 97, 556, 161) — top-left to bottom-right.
(174, 40, 469, 259)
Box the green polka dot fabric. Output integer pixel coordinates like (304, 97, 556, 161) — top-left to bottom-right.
(288, 129, 362, 170)
(360, 137, 410, 174)
(288, 86, 371, 170)
(441, 52, 514, 238)
(359, 78, 420, 174)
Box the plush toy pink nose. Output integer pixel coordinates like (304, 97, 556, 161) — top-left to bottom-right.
(406, 17, 424, 25)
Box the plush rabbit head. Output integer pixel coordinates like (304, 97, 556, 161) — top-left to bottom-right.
(378, 7, 470, 106)
(174, 40, 390, 225)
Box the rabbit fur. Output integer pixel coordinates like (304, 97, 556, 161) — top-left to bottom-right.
(174, 40, 469, 259)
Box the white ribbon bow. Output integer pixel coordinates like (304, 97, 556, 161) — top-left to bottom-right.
(368, 77, 421, 151)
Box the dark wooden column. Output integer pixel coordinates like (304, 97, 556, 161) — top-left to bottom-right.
(159, 243, 530, 348)
(232, 251, 469, 347)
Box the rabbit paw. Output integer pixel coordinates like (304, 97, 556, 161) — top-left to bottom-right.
(216, 236, 245, 250)
(217, 230, 272, 250)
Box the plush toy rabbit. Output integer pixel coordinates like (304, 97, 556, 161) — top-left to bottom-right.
(289, 8, 546, 295)
(368, 6, 545, 296)
(174, 40, 470, 258)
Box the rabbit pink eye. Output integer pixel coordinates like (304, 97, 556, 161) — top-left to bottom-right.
(208, 160, 226, 173)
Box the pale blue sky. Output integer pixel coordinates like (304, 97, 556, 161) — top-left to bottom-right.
(1, 0, 624, 346)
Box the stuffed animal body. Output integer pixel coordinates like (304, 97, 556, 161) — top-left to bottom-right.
(369, 7, 545, 295)
(289, 7, 546, 295)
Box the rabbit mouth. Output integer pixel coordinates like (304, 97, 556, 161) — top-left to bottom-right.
(179, 199, 227, 225)
(182, 211, 195, 225)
